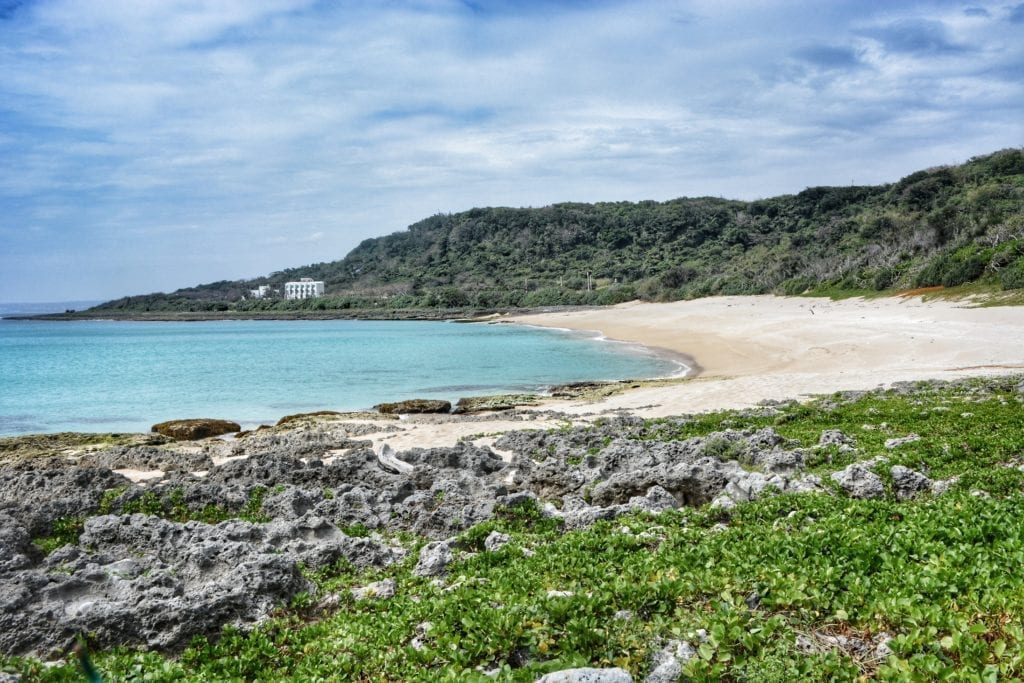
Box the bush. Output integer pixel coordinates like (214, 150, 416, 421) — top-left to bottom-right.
(594, 285, 637, 305)
(1000, 256, 1024, 290)
(778, 277, 815, 296)
(915, 248, 987, 288)
(871, 266, 900, 291)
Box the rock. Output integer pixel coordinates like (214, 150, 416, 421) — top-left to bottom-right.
(884, 434, 921, 449)
(234, 428, 378, 459)
(709, 493, 737, 510)
(484, 531, 511, 552)
(275, 410, 345, 426)
(151, 419, 240, 441)
(818, 429, 855, 450)
(875, 633, 894, 659)
(410, 621, 433, 651)
(591, 461, 728, 508)
(744, 427, 786, 452)
(413, 538, 458, 577)
(646, 639, 695, 683)
(537, 668, 633, 683)
(376, 443, 415, 475)
(890, 465, 932, 500)
(830, 463, 884, 499)
(351, 578, 396, 601)
(0, 432, 172, 464)
(78, 445, 213, 472)
(0, 513, 36, 573)
(0, 464, 131, 536)
(931, 476, 959, 495)
(453, 394, 540, 414)
(0, 513, 403, 656)
(751, 449, 805, 474)
(374, 399, 451, 415)
(260, 486, 323, 520)
(629, 485, 679, 514)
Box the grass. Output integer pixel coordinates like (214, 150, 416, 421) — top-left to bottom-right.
(5, 376, 1024, 681)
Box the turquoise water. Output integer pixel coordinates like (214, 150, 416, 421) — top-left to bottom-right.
(0, 319, 684, 435)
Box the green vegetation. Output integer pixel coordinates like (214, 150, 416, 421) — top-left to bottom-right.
(86, 149, 1024, 314)
(8, 377, 1024, 680)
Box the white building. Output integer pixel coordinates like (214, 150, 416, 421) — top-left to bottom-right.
(249, 285, 273, 299)
(284, 278, 325, 299)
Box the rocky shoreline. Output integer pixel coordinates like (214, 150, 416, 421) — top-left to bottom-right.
(4, 376, 1006, 667)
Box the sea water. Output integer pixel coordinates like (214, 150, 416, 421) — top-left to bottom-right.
(0, 318, 684, 436)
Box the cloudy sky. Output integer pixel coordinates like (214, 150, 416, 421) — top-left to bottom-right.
(1, 0, 1022, 302)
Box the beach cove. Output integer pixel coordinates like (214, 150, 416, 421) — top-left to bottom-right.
(336, 293, 1024, 452)
(4, 294, 1024, 679)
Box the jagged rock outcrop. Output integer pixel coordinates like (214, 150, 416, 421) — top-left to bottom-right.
(0, 464, 131, 536)
(891, 465, 933, 500)
(831, 463, 885, 499)
(0, 513, 403, 657)
(1, 407, 962, 659)
(76, 445, 213, 472)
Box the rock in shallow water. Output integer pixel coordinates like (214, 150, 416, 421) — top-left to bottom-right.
(151, 419, 241, 441)
(374, 399, 451, 415)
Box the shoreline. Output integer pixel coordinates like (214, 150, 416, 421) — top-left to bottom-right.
(511, 321, 702, 381)
(3, 294, 1023, 450)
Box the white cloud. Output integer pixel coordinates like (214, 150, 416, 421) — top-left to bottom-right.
(0, 0, 1022, 301)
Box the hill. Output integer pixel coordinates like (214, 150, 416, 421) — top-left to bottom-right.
(92, 148, 1024, 313)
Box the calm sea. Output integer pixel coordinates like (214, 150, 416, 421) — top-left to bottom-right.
(0, 316, 684, 436)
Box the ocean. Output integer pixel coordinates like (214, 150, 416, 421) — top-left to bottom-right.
(0, 316, 684, 436)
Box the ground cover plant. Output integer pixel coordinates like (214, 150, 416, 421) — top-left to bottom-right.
(4, 376, 1024, 681)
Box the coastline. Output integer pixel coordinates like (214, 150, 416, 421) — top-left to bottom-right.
(3, 294, 1023, 453)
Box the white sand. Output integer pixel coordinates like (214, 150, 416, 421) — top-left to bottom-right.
(508, 295, 1024, 417)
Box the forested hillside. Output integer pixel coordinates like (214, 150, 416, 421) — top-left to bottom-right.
(94, 148, 1024, 312)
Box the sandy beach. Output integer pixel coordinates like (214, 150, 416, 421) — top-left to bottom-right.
(508, 294, 1024, 417)
(344, 294, 1024, 453)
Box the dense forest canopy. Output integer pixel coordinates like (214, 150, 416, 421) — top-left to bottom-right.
(94, 148, 1024, 312)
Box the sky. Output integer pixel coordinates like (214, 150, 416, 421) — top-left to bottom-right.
(1, 0, 1022, 303)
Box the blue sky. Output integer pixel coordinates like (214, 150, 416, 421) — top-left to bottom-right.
(1, 0, 1022, 302)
